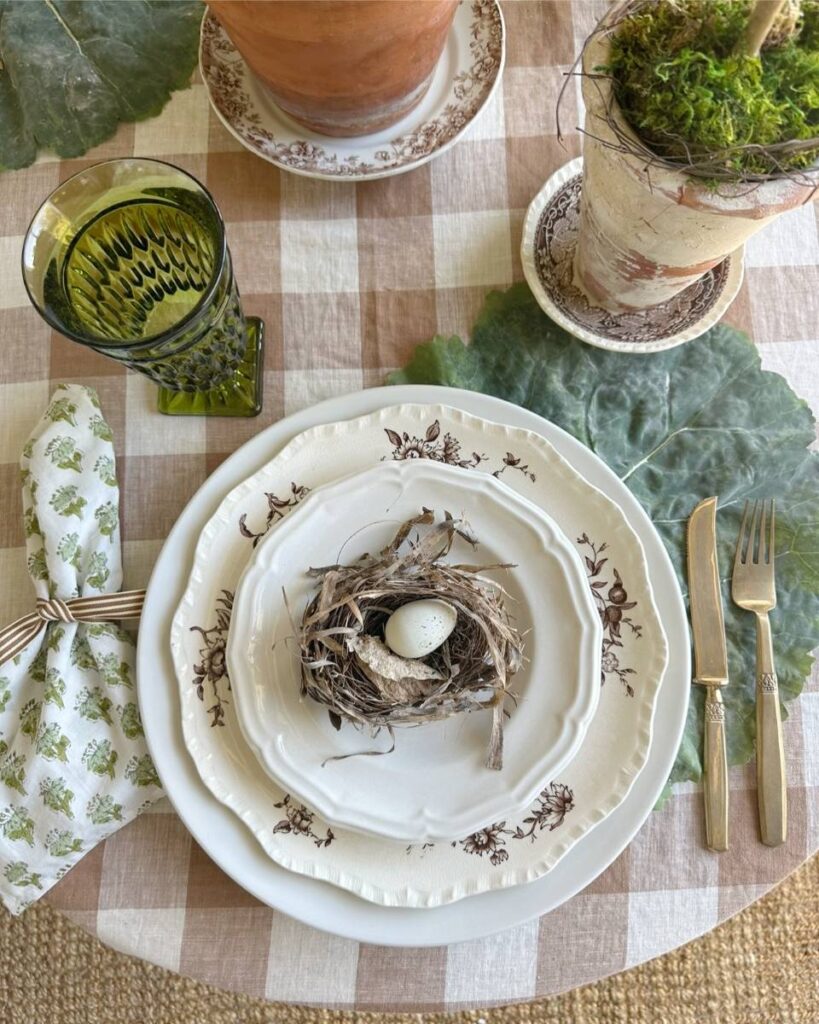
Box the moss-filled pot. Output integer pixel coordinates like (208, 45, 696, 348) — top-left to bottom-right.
(573, 4, 818, 313)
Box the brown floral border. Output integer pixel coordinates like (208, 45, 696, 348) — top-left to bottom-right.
(273, 794, 335, 848)
(534, 175, 731, 343)
(190, 590, 233, 727)
(383, 419, 537, 481)
(200, 1, 503, 178)
(385, 419, 486, 468)
(269, 781, 573, 859)
(238, 483, 310, 547)
(453, 782, 575, 865)
(579, 535, 642, 695)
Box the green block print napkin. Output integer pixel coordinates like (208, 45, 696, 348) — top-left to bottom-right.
(0, 384, 162, 914)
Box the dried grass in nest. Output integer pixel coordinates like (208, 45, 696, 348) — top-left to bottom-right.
(294, 510, 524, 770)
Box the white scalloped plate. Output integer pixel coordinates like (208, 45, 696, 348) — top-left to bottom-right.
(169, 404, 669, 907)
(227, 459, 602, 843)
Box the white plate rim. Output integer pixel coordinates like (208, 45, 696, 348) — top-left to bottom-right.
(138, 384, 690, 946)
(226, 457, 604, 843)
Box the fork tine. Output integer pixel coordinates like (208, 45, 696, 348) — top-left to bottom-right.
(750, 499, 763, 564)
(735, 500, 752, 572)
(757, 500, 767, 565)
(767, 498, 776, 565)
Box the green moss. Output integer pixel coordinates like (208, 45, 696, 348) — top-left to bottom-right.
(606, 0, 819, 176)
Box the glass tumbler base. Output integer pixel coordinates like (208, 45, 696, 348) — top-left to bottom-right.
(157, 317, 264, 417)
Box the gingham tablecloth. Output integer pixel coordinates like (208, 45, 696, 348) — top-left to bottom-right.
(1, 1, 817, 1011)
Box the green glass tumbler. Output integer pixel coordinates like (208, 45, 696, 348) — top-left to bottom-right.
(22, 158, 264, 417)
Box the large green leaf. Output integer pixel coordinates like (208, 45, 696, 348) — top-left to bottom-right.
(390, 284, 819, 789)
(0, 0, 202, 171)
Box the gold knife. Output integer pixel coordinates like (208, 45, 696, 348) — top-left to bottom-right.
(688, 497, 730, 852)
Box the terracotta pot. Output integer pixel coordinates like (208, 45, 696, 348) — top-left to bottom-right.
(207, 0, 459, 137)
(573, 15, 818, 313)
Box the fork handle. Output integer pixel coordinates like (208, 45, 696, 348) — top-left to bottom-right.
(703, 687, 729, 852)
(755, 612, 787, 847)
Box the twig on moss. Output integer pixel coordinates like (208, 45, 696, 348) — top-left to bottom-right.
(739, 0, 788, 55)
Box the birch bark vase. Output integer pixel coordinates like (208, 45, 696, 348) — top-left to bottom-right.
(572, 21, 818, 313)
(207, 0, 459, 138)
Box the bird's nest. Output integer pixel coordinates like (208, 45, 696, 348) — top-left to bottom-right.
(294, 510, 524, 770)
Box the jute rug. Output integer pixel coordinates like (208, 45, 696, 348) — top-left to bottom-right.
(2, 853, 817, 1024)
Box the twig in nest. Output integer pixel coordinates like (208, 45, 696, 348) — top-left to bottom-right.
(293, 510, 524, 770)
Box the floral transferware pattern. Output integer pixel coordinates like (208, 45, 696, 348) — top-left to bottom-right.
(535, 175, 731, 343)
(525, 164, 742, 352)
(455, 783, 575, 865)
(273, 794, 335, 849)
(269, 785, 576, 863)
(385, 419, 537, 482)
(191, 590, 233, 727)
(200, 2, 504, 181)
(579, 535, 642, 695)
(171, 403, 667, 906)
(385, 419, 486, 468)
(0, 386, 162, 916)
(238, 484, 310, 548)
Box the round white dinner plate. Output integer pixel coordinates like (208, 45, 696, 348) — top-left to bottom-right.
(139, 386, 689, 943)
(167, 402, 669, 908)
(200, 1, 504, 181)
(227, 459, 602, 843)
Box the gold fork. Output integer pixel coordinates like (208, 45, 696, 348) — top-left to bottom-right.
(732, 499, 786, 847)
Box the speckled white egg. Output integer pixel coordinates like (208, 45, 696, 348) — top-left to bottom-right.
(384, 599, 457, 660)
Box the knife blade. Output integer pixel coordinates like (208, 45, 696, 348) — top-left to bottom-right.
(688, 496, 729, 685)
(687, 496, 729, 851)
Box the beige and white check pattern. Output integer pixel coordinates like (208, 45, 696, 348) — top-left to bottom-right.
(0, 1, 817, 1010)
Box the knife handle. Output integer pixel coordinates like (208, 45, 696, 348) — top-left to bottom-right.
(703, 687, 729, 852)
(755, 612, 787, 847)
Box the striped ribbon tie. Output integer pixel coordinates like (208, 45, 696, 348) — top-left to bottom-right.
(0, 590, 146, 667)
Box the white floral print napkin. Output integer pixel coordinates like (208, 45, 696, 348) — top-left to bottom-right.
(0, 384, 163, 914)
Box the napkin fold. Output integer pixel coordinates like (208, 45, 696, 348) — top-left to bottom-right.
(0, 384, 163, 914)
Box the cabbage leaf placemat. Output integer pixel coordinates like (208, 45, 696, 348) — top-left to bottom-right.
(390, 283, 819, 794)
(0, 0, 202, 171)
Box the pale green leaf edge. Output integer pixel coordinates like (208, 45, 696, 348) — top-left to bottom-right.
(0, 0, 203, 171)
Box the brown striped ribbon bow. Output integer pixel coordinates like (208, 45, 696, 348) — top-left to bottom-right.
(0, 590, 146, 667)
